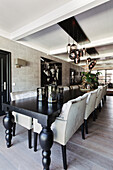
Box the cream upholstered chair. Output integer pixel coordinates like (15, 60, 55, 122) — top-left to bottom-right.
(95, 86, 103, 113)
(58, 86, 70, 91)
(101, 85, 106, 106)
(102, 85, 107, 101)
(84, 90, 98, 134)
(10, 90, 37, 148)
(63, 86, 70, 91)
(70, 85, 79, 90)
(104, 85, 107, 100)
(33, 95, 87, 169)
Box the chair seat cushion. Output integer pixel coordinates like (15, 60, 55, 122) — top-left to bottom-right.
(10, 90, 37, 101)
(10, 90, 37, 130)
(12, 111, 32, 130)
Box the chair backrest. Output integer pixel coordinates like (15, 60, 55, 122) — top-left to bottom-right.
(63, 86, 70, 91)
(65, 95, 87, 144)
(84, 89, 98, 120)
(10, 90, 37, 101)
(70, 85, 79, 90)
(104, 85, 107, 96)
(95, 87, 103, 108)
(59, 96, 82, 120)
(57, 86, 69, 91)
(101, 86, 106, 99)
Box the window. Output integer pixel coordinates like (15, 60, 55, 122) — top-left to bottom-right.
(98, 70, 105, 85)
(106, 70, 113, 84)
(96, 69, 113, 85)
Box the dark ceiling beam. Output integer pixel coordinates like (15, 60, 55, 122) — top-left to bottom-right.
(58, 16, 89, 43)
(86, 47, 99, 55)
(58, 16, 98, 55)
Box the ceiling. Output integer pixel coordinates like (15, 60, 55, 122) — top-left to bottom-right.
(0, 0, 113, 70)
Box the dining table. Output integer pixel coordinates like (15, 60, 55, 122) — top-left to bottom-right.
(2, 88, 83, 170)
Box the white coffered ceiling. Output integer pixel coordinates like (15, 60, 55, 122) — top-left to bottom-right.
(0, 0, 113, 70)
(0, 0, 71, 33)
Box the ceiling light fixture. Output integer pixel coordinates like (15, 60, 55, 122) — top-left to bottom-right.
(88, 58, 96, 70)
(67, 43, 71, 54)
(67, 35, 71, 54)
(67, 20, 86, 64)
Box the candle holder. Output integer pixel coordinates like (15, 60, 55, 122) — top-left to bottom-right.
(47, 85, 57, 103)
(37, 87, 46, 101)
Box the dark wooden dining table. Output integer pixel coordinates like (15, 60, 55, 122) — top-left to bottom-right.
(2, 89, 83, 170)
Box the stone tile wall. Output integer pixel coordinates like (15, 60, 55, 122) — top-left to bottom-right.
(0, 36, 84, 92)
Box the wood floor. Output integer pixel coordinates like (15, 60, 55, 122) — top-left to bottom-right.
(0, 96, 113, 170)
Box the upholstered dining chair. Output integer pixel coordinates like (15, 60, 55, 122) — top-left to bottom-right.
(95, 86, 103, 113)
(58, 86, 70, 91)
(102, 85, 107, 102)
(10, 90, 37, 148)
(104, 85, 107, 100)
(70, 85, 79, 90)
(33, 95, 87, 169)
(84, 90, 98, 134)
(101, 85, 106, 106)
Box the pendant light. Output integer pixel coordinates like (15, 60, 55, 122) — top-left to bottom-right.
(69, 20, 77, 60)
(83, 48, 86, 56)
(67, 43, 71, 54)
(67, 36, 71, 54)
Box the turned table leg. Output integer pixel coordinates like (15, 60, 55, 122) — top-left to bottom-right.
(3, 110, 14, 148)
(39, 126, 53, 170)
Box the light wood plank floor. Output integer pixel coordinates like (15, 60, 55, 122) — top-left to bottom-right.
(1, 96, 113, 170)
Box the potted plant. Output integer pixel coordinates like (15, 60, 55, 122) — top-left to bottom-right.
(81, 72, 100, 90)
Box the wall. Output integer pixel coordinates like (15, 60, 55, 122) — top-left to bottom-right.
(0, 36, 84, 92)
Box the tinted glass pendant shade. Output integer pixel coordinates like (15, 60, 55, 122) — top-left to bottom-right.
(69, 50, 76, 60)
(87, 57, 91, 63)
(66, 36, 84, 64)
(74, 57, 80, 64)
(71, 43, 76, 50)
(88, 60, 96, 70)
(83, 48, 86, 56)
(76, 49, 79, 56)
(80, 50, 83, 57)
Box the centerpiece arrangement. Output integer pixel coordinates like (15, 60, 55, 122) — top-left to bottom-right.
(37, 85, 63, 103)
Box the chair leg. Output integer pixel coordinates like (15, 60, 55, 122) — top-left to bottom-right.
(95, 108, 98, 119)
(102, 98, 104, 106)
(81, 123, 85, 139)
(13, 122, 16, 136)
(99, 103, 101, 112)
(84, 120, 88, 134)
(34, 132, 38, 152)
(104, 95, 106, 101)
(93, 111, 96, 121)
(61, 145, 67, 170)
(28, 129, 32, 149)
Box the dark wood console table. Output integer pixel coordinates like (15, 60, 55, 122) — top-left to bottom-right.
(2, 89, 83, 170)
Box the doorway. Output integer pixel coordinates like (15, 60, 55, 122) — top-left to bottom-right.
(0, 50, 11, 116)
